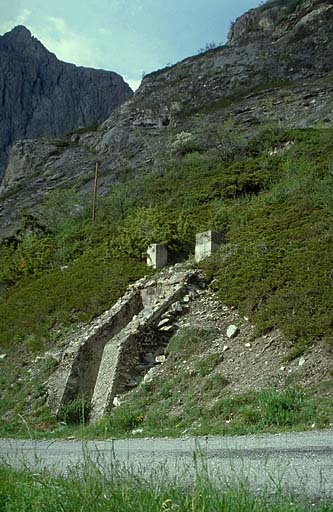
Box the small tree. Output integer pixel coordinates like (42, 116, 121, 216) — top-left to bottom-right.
(208, 118, 246, 163)
(197, 41, 219, 54)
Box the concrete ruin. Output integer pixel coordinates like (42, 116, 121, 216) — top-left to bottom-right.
(195, 231, 224, 262)
(147, 244, 168, 269)
(47, 268, 202, 422)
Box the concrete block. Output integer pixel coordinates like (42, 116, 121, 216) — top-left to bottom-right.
(195, 231, 224, 262)
(147, 244, 168, 269)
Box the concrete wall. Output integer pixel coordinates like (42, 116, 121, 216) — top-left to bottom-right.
(90, 274, 193, 421)
(47, 269, 202, 422)
(47, 289, 143, 416)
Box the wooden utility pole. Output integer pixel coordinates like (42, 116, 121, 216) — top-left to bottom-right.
(92, 161, 100, 224)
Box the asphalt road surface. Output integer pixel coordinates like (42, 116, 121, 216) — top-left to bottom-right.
(0, 430, 332, 500)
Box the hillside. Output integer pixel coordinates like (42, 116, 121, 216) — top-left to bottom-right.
(0, 0, 332, 240)
(0, 25, 132, 181)
(0, 0, 332, 437)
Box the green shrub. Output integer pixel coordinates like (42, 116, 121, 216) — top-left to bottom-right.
(167, 327, 219, 357)
(0, 254, 147, 347)
(58, 395, 91, 424)
(194, 353, 222, 377)
(258, 387, 305, 427)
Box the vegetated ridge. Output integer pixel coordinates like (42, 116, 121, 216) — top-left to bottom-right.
(0, 0, 332, 437)
(0, 25, 133, 181)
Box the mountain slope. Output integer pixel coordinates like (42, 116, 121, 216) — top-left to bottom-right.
(0, 0, 332, 240)
(0, 25, 133, 181)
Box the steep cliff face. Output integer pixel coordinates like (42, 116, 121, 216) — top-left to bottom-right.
(0, 0, 332, 240)
(0, 25, 133, 179)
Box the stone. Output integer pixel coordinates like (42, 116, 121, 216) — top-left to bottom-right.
(195, 231, 224, 263)
(132, 428, 143, 434)
(171, 302, 183, 313)
(155, 355, 166, 364)
(158, 318, 170, 328)
(0, 353, 7, 360)
(245, 343, 251, 348)
(299, 356, 306, 367)
(44, 351, 62, 364)
(226, 325, 239, 338)
(143, 366, 159, 383)
(160, 325, 175, 332)
(143, 352, 155, 365)
(222, 345, 230, 352)
(147, 244, 168, 270)
(113, 396, 121, 407)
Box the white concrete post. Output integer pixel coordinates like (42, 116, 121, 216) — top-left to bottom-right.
(147, 244, 168, 269)
(195, 231, 224, 262)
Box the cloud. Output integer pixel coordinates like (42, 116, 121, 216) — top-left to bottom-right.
(1, 10, 102, 68)
(0, 8, 32, 33)
(32, 16, 103, 68)
(97, 27, 113, 36)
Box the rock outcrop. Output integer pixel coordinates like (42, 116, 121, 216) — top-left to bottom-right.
(0, 0, 332, 240)
(0, 25, 133, 179)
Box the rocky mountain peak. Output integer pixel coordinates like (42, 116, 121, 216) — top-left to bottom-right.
(2, 25, 39, 50)
(3, 25, 32, 41)
(0, 26, 133, 181)
(0, 25, 52, 62)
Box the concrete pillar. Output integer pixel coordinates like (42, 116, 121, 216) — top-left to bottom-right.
(147, 244, 168, 269)
(195, 231, 224, 262)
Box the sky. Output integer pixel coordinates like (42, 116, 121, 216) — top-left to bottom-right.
(0, 0, 261, 91)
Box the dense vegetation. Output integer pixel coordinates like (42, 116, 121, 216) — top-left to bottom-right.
(1, 125, 332, 351)
(0, 123, 332, 435)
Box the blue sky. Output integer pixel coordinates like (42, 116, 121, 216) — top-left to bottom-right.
(0, 0, 261, 90)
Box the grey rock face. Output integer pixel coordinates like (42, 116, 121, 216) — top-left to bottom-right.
(0, 25, 133, 179)
(227, 0, 331, 45)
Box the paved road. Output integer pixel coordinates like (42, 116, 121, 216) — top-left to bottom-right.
(0, 430, 332, 500)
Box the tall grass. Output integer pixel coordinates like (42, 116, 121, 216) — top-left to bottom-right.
(0, 460, 331, 512)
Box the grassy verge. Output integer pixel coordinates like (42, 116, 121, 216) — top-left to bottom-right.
(0, 462, 331, 512)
